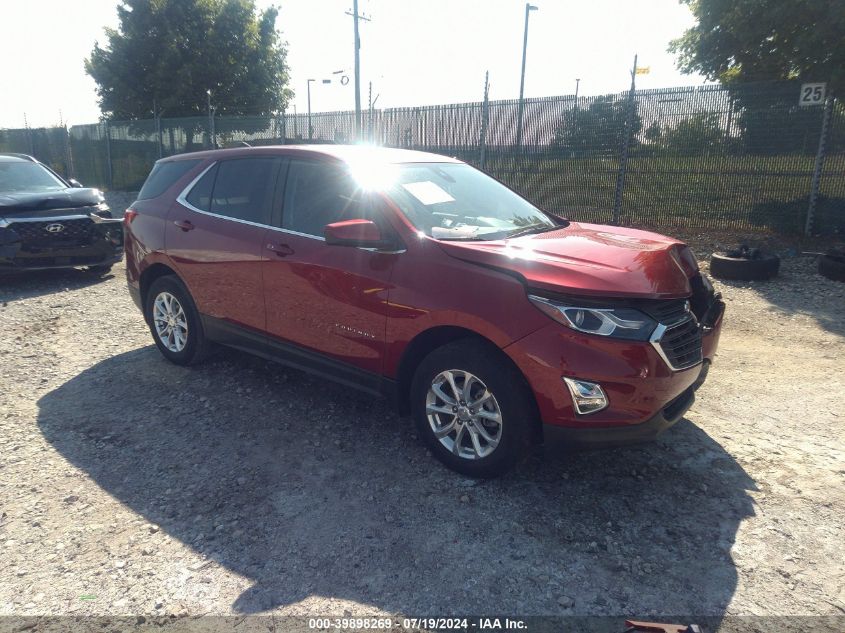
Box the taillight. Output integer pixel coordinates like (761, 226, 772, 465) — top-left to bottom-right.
(124, 208, 139, 225)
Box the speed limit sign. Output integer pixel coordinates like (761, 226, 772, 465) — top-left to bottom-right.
(799, 83, 826, 106)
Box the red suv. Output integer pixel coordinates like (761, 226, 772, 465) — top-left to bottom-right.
(125, 146, 724, 477)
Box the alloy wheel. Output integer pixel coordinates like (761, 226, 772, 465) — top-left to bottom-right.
(425, 369, 503, 460)
(153, 291, 188, 353)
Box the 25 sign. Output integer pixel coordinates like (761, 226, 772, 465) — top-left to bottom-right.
(799, 83, 826, 106)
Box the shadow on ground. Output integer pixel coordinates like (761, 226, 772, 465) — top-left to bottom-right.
(37, 346, 756, 618)
(0, 267, 115, 302)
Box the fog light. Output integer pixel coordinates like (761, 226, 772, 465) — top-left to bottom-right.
(563, 377, 608, 415)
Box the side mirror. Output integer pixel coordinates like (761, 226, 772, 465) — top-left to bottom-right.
(324, 219, 391, 248)
(68, 178, 84, 188)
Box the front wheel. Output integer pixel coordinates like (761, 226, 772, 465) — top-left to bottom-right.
(145, 275, 211, 366)
(411, 340, 534, 478)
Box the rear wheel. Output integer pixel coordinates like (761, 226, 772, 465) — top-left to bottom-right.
(145, 276, 211, 365)
(411, 339, 534, 478)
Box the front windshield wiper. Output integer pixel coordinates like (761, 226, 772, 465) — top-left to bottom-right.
(436, 235, 490, 241)
(504, 224, 563, 240)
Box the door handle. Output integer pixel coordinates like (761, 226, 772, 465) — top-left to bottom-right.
(267, 242, 295, 256)
(173, 220, 195, 232)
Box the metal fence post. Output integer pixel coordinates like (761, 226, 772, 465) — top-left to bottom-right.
(479, 71, 490, 170)
(104, 121, 114, 190)
(805, 93, 834, 236)
(155, 113, 163, 158)
(64, 125, 75, 179)
(613, 55, 637, 225)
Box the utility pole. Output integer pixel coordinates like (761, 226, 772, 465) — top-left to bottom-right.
(346, 0, 370, 141)
(515, 3, 538, 151)
(574, 78, 580, 108)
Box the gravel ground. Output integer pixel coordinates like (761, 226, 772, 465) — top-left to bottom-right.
(1, 207, 844, 628)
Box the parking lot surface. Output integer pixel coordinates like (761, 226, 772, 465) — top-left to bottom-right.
(1, 244, 843, 624)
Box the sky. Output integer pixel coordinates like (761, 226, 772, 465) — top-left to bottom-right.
(0, 0, 711, 129)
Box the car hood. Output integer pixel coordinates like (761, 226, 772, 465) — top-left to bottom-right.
(435, 222, 694, 299)
(0, 188, 104, 214)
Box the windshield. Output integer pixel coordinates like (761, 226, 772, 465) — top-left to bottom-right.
(0, 162, 67, 194)
(381, 162, 557, 240)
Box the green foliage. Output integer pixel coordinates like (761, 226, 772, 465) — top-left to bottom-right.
(85, 0, 292, 120)
(670, 0, 845, 94)
(729, 81, 828, 155)
(552, 97, 642, 155)
(658, 113, 727, 155)
(644, 122, 662, 143)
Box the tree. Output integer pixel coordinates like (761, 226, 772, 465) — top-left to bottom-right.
(85, 0, 292, 121)
(659, 113, 727, 154)
(644, 122, 663, 144)
(552, 97, 642, 155)
(669, 0, 845, 94)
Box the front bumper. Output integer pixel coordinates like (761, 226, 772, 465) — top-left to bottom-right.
(504, 298, 724, 447)
(0, 217, 123, 272)
(543, 361, 708, 448)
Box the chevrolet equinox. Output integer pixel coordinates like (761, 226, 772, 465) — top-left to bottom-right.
(125, 146, 725, 477)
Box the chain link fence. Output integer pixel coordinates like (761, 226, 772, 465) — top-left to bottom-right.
(2, 80, 842, 234)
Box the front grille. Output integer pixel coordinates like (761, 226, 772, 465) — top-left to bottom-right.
(657, 317, 703, 370)
(9, 218, 95, 246)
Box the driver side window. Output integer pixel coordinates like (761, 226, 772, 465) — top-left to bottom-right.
(282, 159, 369, 237)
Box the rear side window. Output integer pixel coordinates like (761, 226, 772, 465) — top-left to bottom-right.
(185, 164, 218, 211)
(138, 159, 201, 200)
(208, 158, 278, 225)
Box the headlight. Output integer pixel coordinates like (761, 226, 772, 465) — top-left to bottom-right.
(528, 295, 657, 341)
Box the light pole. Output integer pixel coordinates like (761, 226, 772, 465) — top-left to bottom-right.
(307, 79, 315, 140)
(515, 3, 538, 151)
(574, 78, 580, 104)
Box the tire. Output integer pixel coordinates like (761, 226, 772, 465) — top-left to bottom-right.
(145, 275, 211, 365)
(709, 252, 780, 281)
(819, 254, 845, 282)
(86, 264, 113, 275)
(410, 339, 534, 478)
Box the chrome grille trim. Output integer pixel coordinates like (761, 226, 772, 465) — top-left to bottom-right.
(649, 314, 704, 372)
